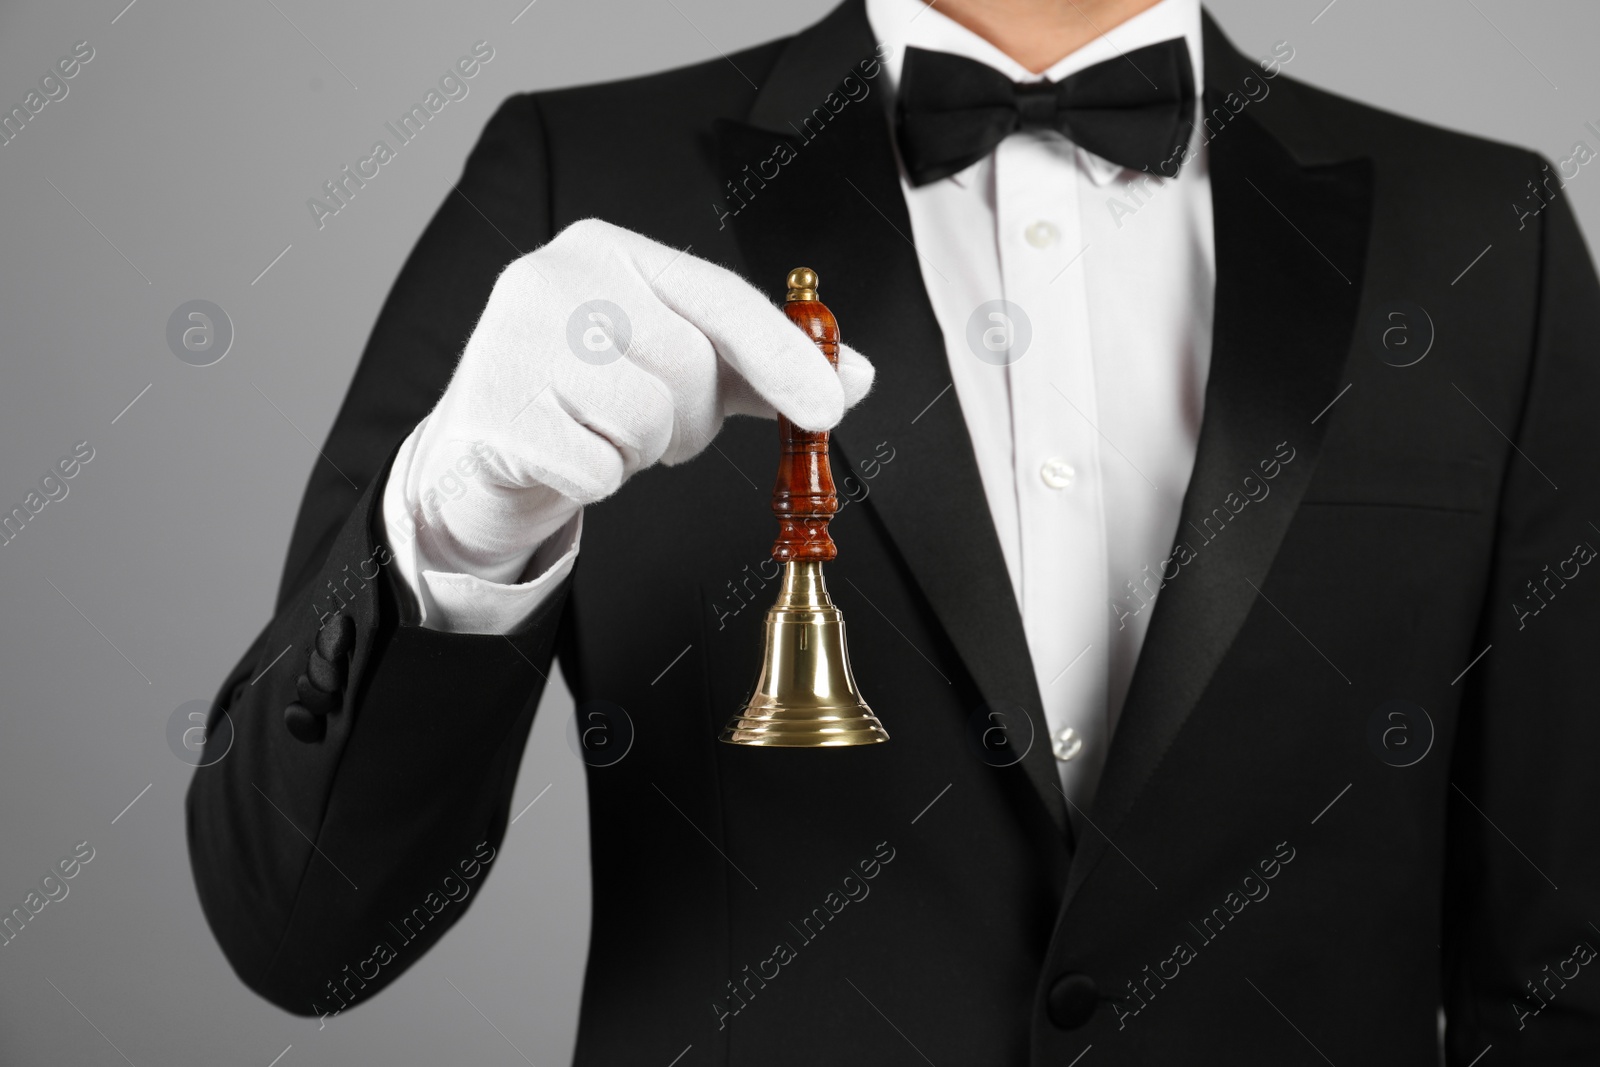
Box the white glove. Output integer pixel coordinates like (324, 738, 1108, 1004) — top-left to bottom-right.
(381, 218, 875, 633)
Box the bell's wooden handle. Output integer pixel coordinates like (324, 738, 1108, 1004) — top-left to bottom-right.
(771, 267, 839, 563)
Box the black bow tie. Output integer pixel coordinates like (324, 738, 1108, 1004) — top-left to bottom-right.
(894, 38, 1197, 187)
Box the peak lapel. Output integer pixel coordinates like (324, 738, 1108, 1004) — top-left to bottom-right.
(714, 0, 1071, 835)
(1061, 12, 1375, 905)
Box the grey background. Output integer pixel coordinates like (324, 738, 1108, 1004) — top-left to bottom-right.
(0, 0, 1594, 1063)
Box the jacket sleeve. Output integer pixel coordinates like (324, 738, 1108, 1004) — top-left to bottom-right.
(1443, 161, 1600, 1062)
(185, 92, 564, 1016)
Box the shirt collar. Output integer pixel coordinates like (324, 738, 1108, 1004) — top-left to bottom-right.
(865, 0, 1204, 186)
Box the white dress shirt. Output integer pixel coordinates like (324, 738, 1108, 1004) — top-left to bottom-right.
(383, 0, 1214, 817)
(864, 0, 1213, 813)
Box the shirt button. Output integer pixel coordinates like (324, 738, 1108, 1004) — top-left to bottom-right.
(1040, 457, 1076, 489)
(1024, 220, 1059, 248)
(1053, 726, 1084, 762)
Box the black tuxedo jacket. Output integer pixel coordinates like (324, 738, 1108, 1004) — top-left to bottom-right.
(187, 3, 1600, 1062)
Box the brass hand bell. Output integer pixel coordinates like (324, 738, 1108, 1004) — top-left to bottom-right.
(719, 269, 889, 748)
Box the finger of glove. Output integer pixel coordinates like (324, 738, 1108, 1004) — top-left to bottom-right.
(397, 415, 579, 576)
(530, 222, 728, 457)
(561, 287, 725, 467)
(834, 342, 875, 409)
(721, 340, 875, 421)
(542, 354, 682, 477)
(593, 227, 846, 432)
(470, 392, 627, 507)
(449, 231, 693, 487)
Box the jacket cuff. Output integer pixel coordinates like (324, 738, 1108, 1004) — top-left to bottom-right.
(263, 440, 569, 748)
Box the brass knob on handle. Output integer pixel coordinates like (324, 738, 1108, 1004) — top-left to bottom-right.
(785, 267, 819, 302)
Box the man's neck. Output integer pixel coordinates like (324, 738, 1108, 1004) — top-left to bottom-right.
(931, 0, 1166, 73)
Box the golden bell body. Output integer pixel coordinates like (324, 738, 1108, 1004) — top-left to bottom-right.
(721, 561, 888, 747)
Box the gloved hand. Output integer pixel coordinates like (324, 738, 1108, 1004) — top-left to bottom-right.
(383, 218, 875, 612)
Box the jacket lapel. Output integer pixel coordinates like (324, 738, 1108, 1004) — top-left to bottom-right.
(1061, 12, 1375, 904)
(715, 0, 1072, 835)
